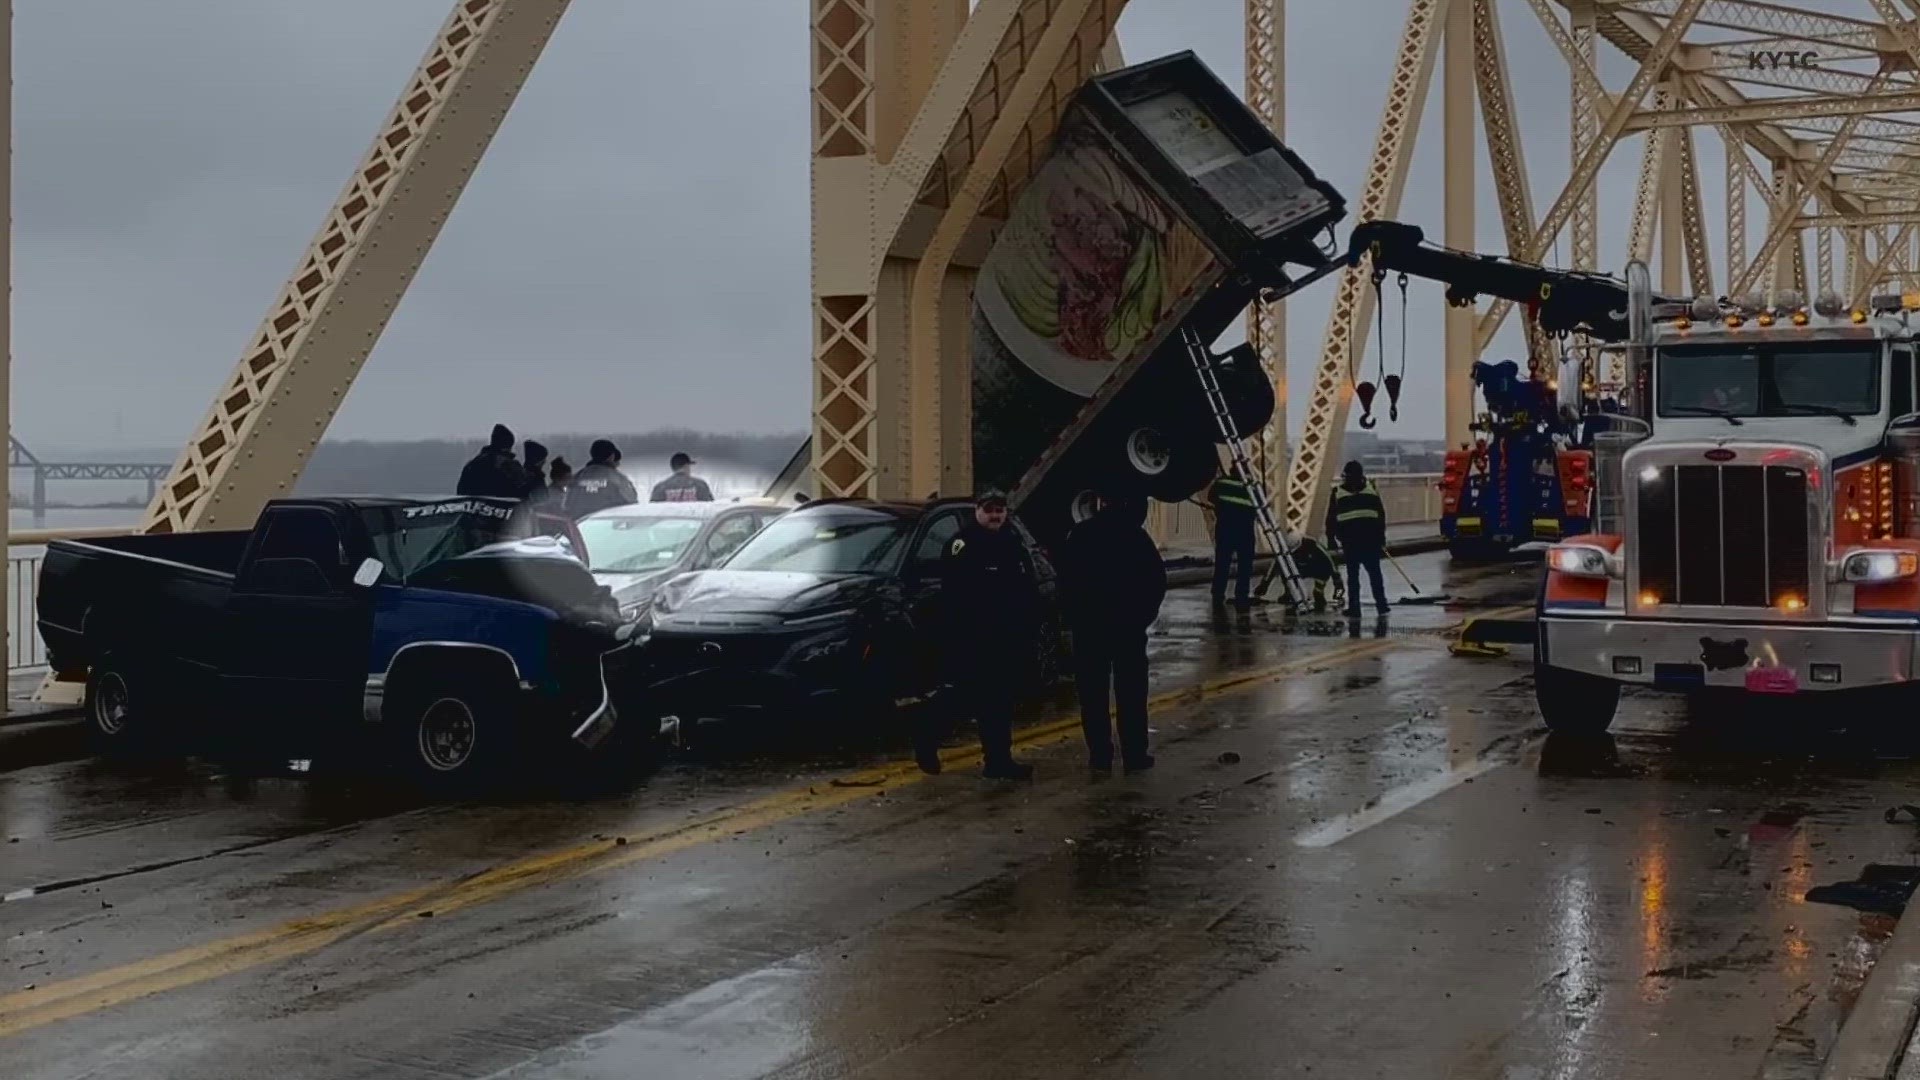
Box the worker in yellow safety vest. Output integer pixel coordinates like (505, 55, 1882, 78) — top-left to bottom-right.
(1207, 471, 1259, 607)
(1324, 460, 1390, 618)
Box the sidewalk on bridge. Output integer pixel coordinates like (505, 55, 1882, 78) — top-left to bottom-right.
(1, 671, 87, 772)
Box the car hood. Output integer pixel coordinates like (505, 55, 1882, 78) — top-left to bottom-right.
(592, 568, 680, 607)
(653, 569, 876, 618)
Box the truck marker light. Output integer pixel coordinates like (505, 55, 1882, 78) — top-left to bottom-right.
(1780, 595, 1806, 611)
(1810, 664, 1841, 685)
(1791, 310, 1810, 326)
(1675, 316, 1691, 330)
(1725, 314, 1744, 328)
(1613, 656, 1643, 675)
(1640, 466, 1661, 482)
(1756, 311, 1776, 327)
(1639, 591, 1660, 606)
(1851, 309, 1869, 324)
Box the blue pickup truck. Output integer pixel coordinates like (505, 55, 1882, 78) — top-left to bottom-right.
(36, 496, 647, 790)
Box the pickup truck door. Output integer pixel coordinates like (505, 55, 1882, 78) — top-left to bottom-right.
(224, 506, 375, 737)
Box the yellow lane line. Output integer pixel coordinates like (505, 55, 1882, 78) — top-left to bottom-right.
(0, 628, 1459, 1038)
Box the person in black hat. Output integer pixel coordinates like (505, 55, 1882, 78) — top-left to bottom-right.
(521, 439, 550, 501)
(1061, 488, 1165, 776)
(650, 451, 714, 503)
(568, 438, 639, 519)
(457, 423, 526, 498)
(923, 489, 1038, 780)
(1326, 459, 1389, 618)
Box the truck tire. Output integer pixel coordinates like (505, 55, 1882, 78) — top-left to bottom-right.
(390, 673, 518, 795)
(1210, 353, 1275, 439)
(84, 656, 166, 758)
(1534, 663, 1619, 734)
(1114, 422, 1219, 502)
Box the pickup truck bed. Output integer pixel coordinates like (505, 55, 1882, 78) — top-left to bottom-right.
(38, 532, 251, 677)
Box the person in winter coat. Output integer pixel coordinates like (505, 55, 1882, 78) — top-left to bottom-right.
(1207, 471, 1259, 607)
(650, 452, 714, 502)
(1061, 491, 1166, 775)
(521, 440, 550, 501)
(457, 424, 526, 499)
(568, 439, 639, 519)
(1325, 460, 1389, 618)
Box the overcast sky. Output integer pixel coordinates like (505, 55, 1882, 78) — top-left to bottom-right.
(14, 0, 1767, 455)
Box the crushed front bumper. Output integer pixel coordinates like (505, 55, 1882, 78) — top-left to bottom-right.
(1539, 614, 1918, 691)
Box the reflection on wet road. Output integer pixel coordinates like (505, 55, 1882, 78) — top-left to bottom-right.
(4, 552, 1920, 1079)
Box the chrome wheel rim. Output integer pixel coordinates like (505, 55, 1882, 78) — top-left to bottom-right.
(92, 672, 129, 736)
(417, 698, 477, 772)
(1070, 490, 1101, 523)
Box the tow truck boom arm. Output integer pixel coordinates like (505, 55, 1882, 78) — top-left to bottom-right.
(1337, 221, 1680, 343)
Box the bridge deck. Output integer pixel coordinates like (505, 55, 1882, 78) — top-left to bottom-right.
(1, 551, 1915, 1078)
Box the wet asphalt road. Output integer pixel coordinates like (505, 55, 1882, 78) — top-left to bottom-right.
(6, 551, 1920, 1079)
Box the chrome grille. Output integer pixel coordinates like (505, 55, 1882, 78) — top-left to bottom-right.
(1635, 462, 1810, 608)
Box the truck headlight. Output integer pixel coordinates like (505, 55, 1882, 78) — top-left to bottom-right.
(1548, 543, 1615, 579)
(1841, 550, 1920, 583)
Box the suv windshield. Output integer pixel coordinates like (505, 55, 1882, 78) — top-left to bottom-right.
(1657, 346, 1881, 419)
(578, 515, 704, 572)
(358, 500, 518, 583)
(723, 508, 911, 575)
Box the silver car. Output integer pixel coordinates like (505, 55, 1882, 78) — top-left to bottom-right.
(576, 499, 787, 620)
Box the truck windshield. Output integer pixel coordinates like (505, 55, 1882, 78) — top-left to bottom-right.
(722, 509, 910, 575)
(1656, 346, 1881, 419)
(358, 501, 518, 583)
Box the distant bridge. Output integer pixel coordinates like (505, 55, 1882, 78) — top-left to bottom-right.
(10, 437, 170, 514)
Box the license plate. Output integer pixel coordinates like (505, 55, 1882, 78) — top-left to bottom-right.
(572, 705, 618, 748)
(1744, 666, 1799, 695)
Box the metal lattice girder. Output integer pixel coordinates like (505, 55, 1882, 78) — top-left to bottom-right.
(1797, 209, 1920, 228)
(1677, 125, 1714, 294)
(1476, 0, 1707, 352)
(1852, 222, 1918, 306)
(1474, 0, 1553, 367)
(1246, 0, 1287, 494)
(1572, 3, 1600, 272)
(1628, 90, 1672, 263)
(1623, 92, 1920, 131)
(903, 0, 1123, 496)
(1612, 0, 1870, 39)
(143, 0, 570, 533)
(1817, 223, 1834, 294)
(1728, 134, 1748, 284)
(1730, 69, 1890, 299)
(1286, 0, 1451, 537)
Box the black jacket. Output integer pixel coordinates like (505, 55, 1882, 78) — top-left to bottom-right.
(1325, 478, 1387, 553)
(941, 522, 1039, 645)
(1061, 507, 1166, 634)
(568, 462, 639, 519)
(650, 473, 714, 502)
(457, 449, 526, 499)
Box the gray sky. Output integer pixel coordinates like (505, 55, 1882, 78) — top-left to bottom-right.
(14, 0, 1757, 455)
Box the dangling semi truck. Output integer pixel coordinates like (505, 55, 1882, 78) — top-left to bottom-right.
(1535, 277, 1920, 732)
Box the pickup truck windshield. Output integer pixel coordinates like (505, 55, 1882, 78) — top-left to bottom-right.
(1657, 346, 1881, 419)
(578, 516, 704, 572)
(359, 501, 517, 583)
(723, 510, 910, 575)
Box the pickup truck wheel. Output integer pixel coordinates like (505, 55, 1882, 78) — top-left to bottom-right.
(85, 658, 167, 758)
(1535, 663, 1619, 734)
(392, 680, 516, 794)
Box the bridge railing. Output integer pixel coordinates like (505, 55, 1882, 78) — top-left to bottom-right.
(8, 526, 128, 673)
(1147, 472, 1441, 551)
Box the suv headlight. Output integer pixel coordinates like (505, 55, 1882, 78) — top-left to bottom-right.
(1841, 550, 1919, 583)
(1547, 543, 1616, 579)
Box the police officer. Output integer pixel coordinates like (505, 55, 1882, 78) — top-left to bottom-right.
(1062, 490, 1165, 776)
(928, 490, 1038, 780)
(569, 439, 639, 519)
(1325, 460, 1390, 618)
(650, 452, 714, 503)
(1208, 470, 1258, 607)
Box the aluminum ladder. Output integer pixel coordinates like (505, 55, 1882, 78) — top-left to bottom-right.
(1179, 325, 1311, 612)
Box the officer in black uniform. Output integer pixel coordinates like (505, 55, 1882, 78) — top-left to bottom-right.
(928, 490, 1038, 780)
(1061, 490, 1165, 776)
(568, 439, 640, 519)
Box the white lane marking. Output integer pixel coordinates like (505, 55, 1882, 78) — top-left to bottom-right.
(1293, 751, 1517, 849)
(3, 888, 38, 903)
